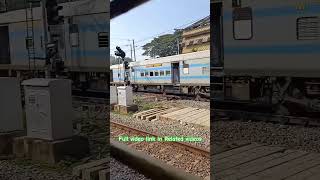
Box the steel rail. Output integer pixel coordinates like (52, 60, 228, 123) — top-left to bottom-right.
(111, 121, 210, 158)
(213, 108, 320, 126)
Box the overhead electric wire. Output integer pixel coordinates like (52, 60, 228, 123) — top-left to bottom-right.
(111, 15, 209, 61)
(111, 16, 207, 49)
(133, 16, 208, 44)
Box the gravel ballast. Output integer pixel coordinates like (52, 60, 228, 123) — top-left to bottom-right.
(134, 93, 210, 110)
(158, 100, 210, 110)
(0, 160, 72, 180)
(111, 113, 210, 149)
(113, 94, 211, 149)
(110, 158, 150, 180)
(212, 120, 320, 153)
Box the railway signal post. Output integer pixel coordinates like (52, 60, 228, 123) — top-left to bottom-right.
(115, 46, 130, 85)
(114, 46, 138, 114)
(43, 0, 65, 78)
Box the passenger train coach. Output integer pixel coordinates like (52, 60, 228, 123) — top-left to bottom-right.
(111, 50, 210, 96)
(211, 0, 320, 117)
(0, 0, 109, 90)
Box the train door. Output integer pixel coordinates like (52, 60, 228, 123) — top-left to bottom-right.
(110, 69, 113, 82)
(172, 62, 180, 84)
(211, 1, 223, 67)
(131, 67, 136, 83)
(211, 1, 225, 98)
(0, 26, 10, 64)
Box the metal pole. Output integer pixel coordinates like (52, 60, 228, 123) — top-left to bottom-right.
(123, 57, 126, 86)
(177, 38, 180, 55)
(118, 57, 120, 84)
(132, 39, 136, 61)
(41, 0, 50, 78)
(25, 0, 31, 72)
(130, 44, 133, 60)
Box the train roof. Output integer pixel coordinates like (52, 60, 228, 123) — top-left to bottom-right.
(111, 0, 150, 19)
(110, 50, 209, 69)
(0, 0, 83, 12)
(0, 0, 108, 23)
(129, 50, 210, 67)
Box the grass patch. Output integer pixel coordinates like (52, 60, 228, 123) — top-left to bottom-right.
(134, 96, 166, 111)
(127, 111, 135, 117)
(139, 102, 166, 111)
(141, 103, 155, 111)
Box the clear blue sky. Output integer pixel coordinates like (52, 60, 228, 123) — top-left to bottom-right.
(111, 0, 209, 61)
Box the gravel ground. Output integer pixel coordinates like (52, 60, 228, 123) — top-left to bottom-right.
(212, 120, 320, 153)
(0, 160, 73, 180)
(124, 93, 210, 149)
(73, 101, 109, 160)
(134, 93, 210, 110)
(111, 113, 210, 149)
(158, 100, 210, 110)
(110, 158, 150, 180)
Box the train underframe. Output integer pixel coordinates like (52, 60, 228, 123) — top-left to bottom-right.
(214, 76, 320, 118)
(112, 82, 210, 98)
(0, 69, 109, 91)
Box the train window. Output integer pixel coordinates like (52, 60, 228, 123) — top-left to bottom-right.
(155, 71, 159, 76)
(183, 62, 189, 74)
(141, 72, 144, 77)
(150, 72, 154, 76)
(233, 7, 253, 40)
(70, 24, 79, 47)
(160, 71, 165, 76)
(0, 0, 7, 12)
(98, 32, 109, 48)
(297, 17, 320, 40)
(166, 70, 171, 76)
(202, 67, 209, 75)
(25, 38, 33, 49)
(145, 71, 149, 76)
(232, 0, 241, 7)
(183, 68, 189, 74)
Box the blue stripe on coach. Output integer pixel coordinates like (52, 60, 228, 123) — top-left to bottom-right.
(225, 44, 320, 55)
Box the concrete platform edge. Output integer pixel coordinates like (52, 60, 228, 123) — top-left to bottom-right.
(110, 139, 202, 180)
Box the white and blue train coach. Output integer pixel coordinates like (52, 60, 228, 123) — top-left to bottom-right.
(0, 0, 109, 90)
(111, 50, 210, 96)
(211, 0, 320, 116)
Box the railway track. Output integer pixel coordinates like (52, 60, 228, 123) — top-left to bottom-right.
(110, 121, 210, 179)
(72, 89, 108, 105)
(72, 89, 108, 99)
(72, 95, 109, 120)
(135, 91, 209, 102)
(213, 108, 320, 127)
(72, 88, 209, 102)
(73, 96, 108, 104)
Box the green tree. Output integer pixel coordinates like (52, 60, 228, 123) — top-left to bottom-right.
(142, 30, 182, 58)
